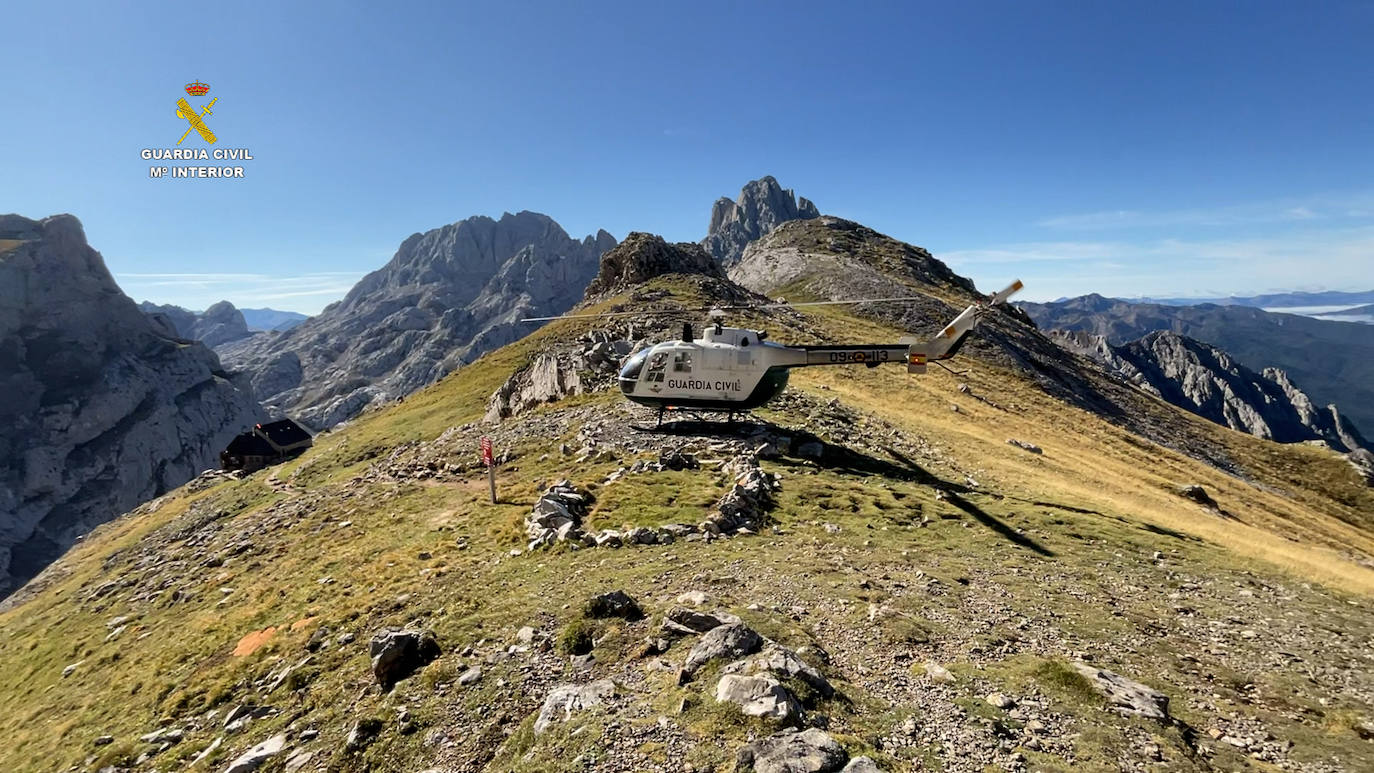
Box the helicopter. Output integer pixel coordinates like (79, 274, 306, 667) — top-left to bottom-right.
(525, 279, 1022, 427)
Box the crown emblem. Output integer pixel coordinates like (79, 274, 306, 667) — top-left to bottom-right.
(184, 80, 210, 96)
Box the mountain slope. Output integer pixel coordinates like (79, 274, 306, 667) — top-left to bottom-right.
(2, 224, 1372, 773)
(220, 211, 616, 430)
(1018, 294, 1374, 432)
(0, 214, 260, 600)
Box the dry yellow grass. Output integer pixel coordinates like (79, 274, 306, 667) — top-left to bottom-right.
(791, 306, 1374, 595)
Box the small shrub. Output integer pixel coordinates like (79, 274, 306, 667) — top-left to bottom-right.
(558, 619, 595, 656)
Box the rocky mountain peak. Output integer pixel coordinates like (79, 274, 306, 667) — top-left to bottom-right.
(221, 211, 616, 429)
(702, 176, 820, 267)
(583, 232, 723, 298)
(139, 299, 252, 348)
(0, 213, 260, 599)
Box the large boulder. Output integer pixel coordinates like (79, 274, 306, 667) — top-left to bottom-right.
(726, 643, 834, 698)
(534, 679, 615, 735)
(715, 674, 801, 723)
(1070, 661, 1170, 720)
(661, 606, 742, 637)
(682, 623, 763, 678)
(736, 728, 848, 773)
(369, 630, 440, 690)
(223, 733, 287, 773)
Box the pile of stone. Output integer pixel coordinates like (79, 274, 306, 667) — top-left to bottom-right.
(525, 481, 593, 549)
(524, 450, 778, 553)
(707, 451, 776, 535)
(659, 611, 883, 771)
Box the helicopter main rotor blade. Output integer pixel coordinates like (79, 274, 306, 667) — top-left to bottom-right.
(521, 308, 691, 322)
(521, 294, 940, 323)
(731, 295, 932, 310)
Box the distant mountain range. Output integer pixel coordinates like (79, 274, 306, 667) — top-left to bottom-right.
(1019, 294, 1374, 434)
(240, 307, 308, 331)
(1125, 289, 1374, 308)
(138, 302, 308, 348)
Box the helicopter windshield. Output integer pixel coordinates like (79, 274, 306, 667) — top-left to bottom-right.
(620, 350, 647, 380)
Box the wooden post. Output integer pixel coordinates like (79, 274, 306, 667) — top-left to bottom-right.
(481, 436, 495, 503)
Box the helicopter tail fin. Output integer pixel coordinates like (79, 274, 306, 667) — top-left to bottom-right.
(905, 343, 928, 374)
(918, 279, 1023, 364)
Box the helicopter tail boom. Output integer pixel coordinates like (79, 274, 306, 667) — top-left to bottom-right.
(921, 279, 1023, 362)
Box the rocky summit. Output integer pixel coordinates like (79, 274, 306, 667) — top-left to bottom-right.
(139, 300, 254, 349)
(0, 214, 260, 601)
(702, 175, 820, 268)
(584, 231, 723, 298)
(1053, 329, 1369, 452)
(220, 211, 616, 430)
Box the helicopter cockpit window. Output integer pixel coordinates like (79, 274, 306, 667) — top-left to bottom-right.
(646, 352, 668, 382)
(619, 351, 647, 380)
(673, 352, 693, 373)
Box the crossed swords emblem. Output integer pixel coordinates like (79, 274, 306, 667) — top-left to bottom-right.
(175, 97, 218, 145)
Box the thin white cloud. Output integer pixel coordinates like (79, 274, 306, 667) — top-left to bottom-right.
(1037, 192, 1374, 230)
(116, 271, 367, 314)
(940, 226, 1374, 301)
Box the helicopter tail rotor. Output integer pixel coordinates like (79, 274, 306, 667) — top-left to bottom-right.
(918, 279, 1023, 364)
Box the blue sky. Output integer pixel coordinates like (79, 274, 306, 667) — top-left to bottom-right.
(3, 0, 1371, 312)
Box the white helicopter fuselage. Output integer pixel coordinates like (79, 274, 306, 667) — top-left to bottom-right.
(618, 323, 913, 411)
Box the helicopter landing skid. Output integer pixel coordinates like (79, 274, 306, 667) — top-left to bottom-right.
(630, 406, 754, 434)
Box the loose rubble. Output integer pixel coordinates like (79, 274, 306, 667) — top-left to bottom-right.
(523, 449, 778, 552)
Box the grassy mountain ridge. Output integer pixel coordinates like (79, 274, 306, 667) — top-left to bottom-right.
(3, 267, 1374, 773)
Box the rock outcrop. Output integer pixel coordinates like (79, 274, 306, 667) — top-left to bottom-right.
(1052, 329, 1369, 452)
(220, 212, 616, 429)
(583, 232, 722, 298)
(139, 300, 253, 348)
(702, 176, 820, 268)
(0, 214, 260, 599)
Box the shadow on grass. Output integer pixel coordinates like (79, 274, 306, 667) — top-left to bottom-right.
(678, 421, 1062, 559)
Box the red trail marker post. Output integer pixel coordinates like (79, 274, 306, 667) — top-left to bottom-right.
(480, 436, 495, 503)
